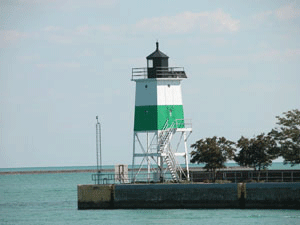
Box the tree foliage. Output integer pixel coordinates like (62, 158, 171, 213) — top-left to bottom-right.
(190, 136, 235, 180)
(235, 134, 279, 171)
(269, 109, 300, 166)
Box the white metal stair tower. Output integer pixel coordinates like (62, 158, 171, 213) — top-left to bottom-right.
(158, 120, 190, 182)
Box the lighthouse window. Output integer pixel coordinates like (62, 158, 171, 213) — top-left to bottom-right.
(168, 84, 170, 88)
(145, 85, 148, 88)
(147, 59, 153, 68)
(169, 110, 172, 117)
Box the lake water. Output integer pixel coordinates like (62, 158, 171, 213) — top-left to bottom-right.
(1, 165, 300, 224)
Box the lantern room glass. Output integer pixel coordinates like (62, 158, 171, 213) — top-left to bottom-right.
(147, 59, 153, 68)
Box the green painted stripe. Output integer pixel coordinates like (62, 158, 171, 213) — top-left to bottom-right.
(134, 106, 158, 131)
(134, 105, 184, 131)
(157, 105, 185, 130)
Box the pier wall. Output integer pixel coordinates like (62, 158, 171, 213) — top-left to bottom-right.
(245, 183, 300, 209)
(77, 183, 300, 209)
(113, 183, 238, 209)
(77, 184, 114, 209)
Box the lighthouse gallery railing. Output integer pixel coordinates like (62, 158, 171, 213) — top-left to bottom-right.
(132, 67, 186, 80)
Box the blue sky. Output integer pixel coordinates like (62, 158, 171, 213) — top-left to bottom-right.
(0, 0, 299, 168)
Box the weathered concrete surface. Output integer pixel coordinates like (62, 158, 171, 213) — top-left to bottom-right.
(77, 184, 114, 209)
(245, 182, 300, 209)
(77, 182, 300, 209)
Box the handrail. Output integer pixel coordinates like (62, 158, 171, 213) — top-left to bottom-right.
(174, 119, 192, 129)
(92, 170, 300, 184)
(161, 119, 169, 131)
(92, 171, 188, 184)
(132, 67, 186, 80)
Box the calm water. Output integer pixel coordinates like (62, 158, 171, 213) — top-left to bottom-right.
(1, 166, 300, 224)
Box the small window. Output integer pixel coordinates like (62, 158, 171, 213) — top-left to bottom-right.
(147, 59, 153, 68)
(168, 84, 170, 88)
(169, 110, 172, 117)
(145, 85, 148, 88)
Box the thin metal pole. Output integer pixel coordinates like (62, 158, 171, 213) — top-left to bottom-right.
(96, 116, 102, 174)
(132, 132, 136, 183)
(183, 131, 190, 181)
(158, 131, 164, 182)
(96, 116, 99, 173)
(147, 132, 150, 181)
(99, 122, 102, 173)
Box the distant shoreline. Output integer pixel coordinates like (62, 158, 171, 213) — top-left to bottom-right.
(0, 166, 249, 175)
(0, 169, 112, 175)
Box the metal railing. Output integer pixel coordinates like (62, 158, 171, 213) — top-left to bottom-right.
(92, 170, 300, 184)
(131, 67, 147, 79)
(190, 170, 300, 183)
(92, 171, 187, 185)
(174, 119, 192, 130)
(132, 67, 186, 80)
(158, 119, 192, 131)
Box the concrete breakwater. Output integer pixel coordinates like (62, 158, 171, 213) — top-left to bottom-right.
(78, 182, 300, 209)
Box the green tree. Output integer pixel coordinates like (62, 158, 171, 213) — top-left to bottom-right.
(269, 109, 300, 166)
(235, 134, 279, 181)
(190, 136, 235, 181)
(235, 134, 279, 171)
(234, 136, 253, 167)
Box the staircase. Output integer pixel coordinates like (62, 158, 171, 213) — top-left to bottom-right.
(158, 120, 185, 182)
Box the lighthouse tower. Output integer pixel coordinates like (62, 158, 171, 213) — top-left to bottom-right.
(131, 42, 192, 182)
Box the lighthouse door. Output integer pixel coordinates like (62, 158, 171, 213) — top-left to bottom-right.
(166, 106, 175, 128)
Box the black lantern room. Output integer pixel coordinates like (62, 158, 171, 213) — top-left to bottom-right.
(131, 42, 187, 80)
(145, 42, 186, 79)
(146, 42, 169, 78)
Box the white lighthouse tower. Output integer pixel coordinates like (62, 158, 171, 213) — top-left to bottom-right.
(131, 42, 192, 182)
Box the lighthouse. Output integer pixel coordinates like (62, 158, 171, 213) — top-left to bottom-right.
(131, 42, 192, 182)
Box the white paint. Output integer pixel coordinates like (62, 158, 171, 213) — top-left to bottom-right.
(134, 79, 183, 106)
(157, 80, 183, 106)
(135, 80, 157, 106)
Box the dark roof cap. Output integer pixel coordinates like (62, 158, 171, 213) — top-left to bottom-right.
(146, 42, 169, 59)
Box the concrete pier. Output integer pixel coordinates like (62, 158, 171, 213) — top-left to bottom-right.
(78, 185, 114, 209)
(77, 183, 300, 209)
(245, 183, 300, 209)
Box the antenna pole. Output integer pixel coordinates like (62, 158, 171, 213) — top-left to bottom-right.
(96, 116, 102, 176)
